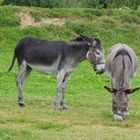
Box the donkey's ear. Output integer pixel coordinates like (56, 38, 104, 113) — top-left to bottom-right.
(93, 37, 100, 46)
(125, 87, 140, 94)
(92, 39, 98, 47)
(104, 86, 117, 93)
(78, 34, 92, 46)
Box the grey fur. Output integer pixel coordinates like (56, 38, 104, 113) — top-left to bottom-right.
(105, 43, 139, 121)
(9, 35, 105, 110)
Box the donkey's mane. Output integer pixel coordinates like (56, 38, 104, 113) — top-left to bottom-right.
(70, 36, 84, 42)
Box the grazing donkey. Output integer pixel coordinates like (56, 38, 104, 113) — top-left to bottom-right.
(105, 43, 139, 121)
(8, 34, 105, 109)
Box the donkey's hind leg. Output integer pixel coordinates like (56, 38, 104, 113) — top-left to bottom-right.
(16, 62, 31, 107)
(21, 66, 32, 85)
(61, 75, 69, 109)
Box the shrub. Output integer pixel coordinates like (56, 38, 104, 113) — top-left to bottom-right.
(3, 0, 137, 9)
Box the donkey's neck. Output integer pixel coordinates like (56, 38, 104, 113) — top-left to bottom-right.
(69, 42, 89, 64)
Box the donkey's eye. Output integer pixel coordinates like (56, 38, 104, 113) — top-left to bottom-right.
(123, 103, 127, 106)
(96, 52, 100, 55)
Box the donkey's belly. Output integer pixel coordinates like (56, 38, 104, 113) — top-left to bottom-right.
(27, 63, 58, 74)
(26, 55, 61, 74)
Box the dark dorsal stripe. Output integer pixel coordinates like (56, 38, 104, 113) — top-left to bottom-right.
(113, 49, 132, 62)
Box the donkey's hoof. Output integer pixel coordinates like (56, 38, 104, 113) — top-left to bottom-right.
(54, 101, 61, 110)
(62, 105, 68, 110)
(18, 102, 25, 107)
(113, 114, 123, 121)
(123, 112, 129, 116)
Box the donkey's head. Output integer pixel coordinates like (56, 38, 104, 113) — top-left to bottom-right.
(104, 86, 140, 121)
(79, 34, 105, 74)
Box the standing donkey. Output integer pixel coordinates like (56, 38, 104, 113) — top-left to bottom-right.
(105, 43, 139, 121)
(8, 34, 105, 110)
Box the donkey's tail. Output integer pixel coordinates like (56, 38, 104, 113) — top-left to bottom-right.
(8, 52, 16, 72)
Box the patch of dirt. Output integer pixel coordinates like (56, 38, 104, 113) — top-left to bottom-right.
(17, 11, 67, 28)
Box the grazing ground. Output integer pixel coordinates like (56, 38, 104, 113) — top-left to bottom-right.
(0, 6, 140, 140)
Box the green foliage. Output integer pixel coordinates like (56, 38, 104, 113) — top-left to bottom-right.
(1, 0, 140, 9)
(0, 0, 4, 4)
(0, 6, 20, 27)
(108, 0, 140, 9)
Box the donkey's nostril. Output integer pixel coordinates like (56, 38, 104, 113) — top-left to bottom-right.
(99, 68, 105, 73)
(101, 68, 104, 71)
(102, 68, 105, 72)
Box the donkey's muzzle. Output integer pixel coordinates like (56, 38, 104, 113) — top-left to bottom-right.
(95, 64, 105, 74)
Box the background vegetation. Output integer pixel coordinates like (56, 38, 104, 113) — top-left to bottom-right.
(0, 5, 140, 140)
(1, 0, 140, 9)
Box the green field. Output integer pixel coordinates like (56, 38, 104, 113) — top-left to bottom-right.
(0, 6, 140, 140)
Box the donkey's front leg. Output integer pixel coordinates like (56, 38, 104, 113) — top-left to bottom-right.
(54, 69, 65, 110)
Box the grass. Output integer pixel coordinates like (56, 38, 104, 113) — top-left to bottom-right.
(0, 5, 140, 140)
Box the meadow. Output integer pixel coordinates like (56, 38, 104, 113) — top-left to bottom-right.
(0, 6, 140, 140)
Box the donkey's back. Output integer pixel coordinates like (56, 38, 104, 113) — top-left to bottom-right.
(105, 43, 139, 121)
(106, 43, 138, 88)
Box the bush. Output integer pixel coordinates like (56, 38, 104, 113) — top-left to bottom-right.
(0, 0, 4, 4)
(1, 0, 140, 9)
(108, 0, 140, 9)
